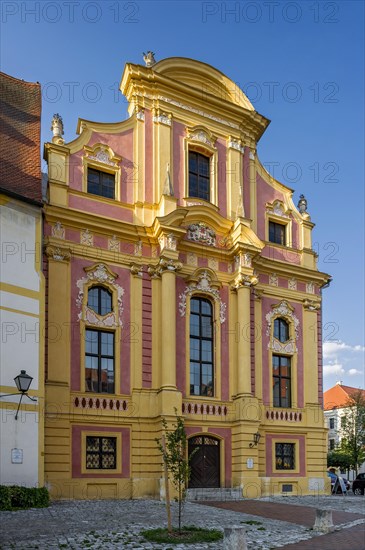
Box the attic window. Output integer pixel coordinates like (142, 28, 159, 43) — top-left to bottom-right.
(87, 168, 115, 199)
(188, 151, 210, 202)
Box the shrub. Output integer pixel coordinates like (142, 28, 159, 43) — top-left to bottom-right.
(0, 485, 49, 511)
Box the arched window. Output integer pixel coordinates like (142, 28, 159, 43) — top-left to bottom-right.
(189, 151, 210, 201)
(274, 318, 289, 342)
(87, 286, 112, 316)
(190, 297, 214, 396)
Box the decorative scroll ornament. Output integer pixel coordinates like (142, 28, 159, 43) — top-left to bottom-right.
(288, 277, 297, 291)
(186, 223, 216, 247)
(147, 258, 182, 279)
(269, 273, 278, 286)
(130, 263, 143, 278)
(81, 229, 93, 246)
(272, 339, 296, 354)
(189, 129, 213, 146)
(76, 264, 124, 326)
(234, 274, 258, 289)
(153, 112, 171, 126)
(108, 235, 120, 252)
(266, 200, 290, 219)
(159, 233, 177, 252)
(179, 271, 226, 324)
(88, 149, 116, 166)
(52, 221, 65, 239)
(266, 301, 299, 341)
(306, 281, 315, 294)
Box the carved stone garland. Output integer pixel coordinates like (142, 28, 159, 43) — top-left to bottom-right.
(76, 264, 124, 327)
(179, 271, 226, 324)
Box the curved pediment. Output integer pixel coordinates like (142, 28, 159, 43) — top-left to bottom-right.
(153, 57, 255, 112)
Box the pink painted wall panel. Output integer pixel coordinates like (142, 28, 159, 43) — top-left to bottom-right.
(69, 194, 133, 223)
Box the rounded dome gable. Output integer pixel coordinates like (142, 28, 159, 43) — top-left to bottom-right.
(153, 57, 254, 111)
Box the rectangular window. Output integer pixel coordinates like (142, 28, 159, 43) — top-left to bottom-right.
(275, 443, 295, 470)
(86, 436, 116, 469)
(85, 329, 115, 393)
(329, 418, 335, 429)
(340, 416, 346, 428)
(87, 168, 115, 199)
(273, 355, 291, 408)
(189, 151, 210, 201)
(269, 221, 286, 245)
(190, 297, 214, 396)
(329, 439, 335, 450)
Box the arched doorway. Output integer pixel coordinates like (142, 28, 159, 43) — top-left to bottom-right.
(188, 435, 220, 488)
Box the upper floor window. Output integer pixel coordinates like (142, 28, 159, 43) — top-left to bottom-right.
(85, 329, 114, 393)
(189, 151, 210, 201)
(273, 354, 291, 408)
(274, 318, 289, 343)
(88, 286, 113, 316)
(329, 439, 335, 450)
(329, 418, 335, 429)
(190, 297, 214, 396)
(269, 221, 286, 245)
(87, 168, 115, 199)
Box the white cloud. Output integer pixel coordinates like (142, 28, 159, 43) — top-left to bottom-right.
(348, 368, 362, 376)
(323, 363, 345, 376)
(323, 341, 365, 359)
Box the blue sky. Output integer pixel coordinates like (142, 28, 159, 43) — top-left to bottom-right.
(1, 0, 364, 390)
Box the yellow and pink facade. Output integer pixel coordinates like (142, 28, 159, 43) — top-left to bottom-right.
(43, 56, 330, 499)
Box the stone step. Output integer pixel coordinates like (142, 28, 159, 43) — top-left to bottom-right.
(186, 487, 243, 501)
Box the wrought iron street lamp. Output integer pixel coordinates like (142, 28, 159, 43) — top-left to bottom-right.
(249, 432, 261, 448)
(0, 370, 37, 419)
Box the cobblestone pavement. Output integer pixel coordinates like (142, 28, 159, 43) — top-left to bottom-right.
(0, 495, 364, 550)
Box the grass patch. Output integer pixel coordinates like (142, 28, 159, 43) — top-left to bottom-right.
(141, 526, 223, 544)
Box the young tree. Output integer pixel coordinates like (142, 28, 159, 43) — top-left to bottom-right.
(156, 412, 194, 532)
(339, 390, 365, 475)
(327, 449, 353, 473)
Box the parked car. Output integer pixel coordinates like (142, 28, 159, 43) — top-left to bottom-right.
(352, 473, 365, 495)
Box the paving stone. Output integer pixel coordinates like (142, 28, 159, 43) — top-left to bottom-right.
(0, 495, 363, 549)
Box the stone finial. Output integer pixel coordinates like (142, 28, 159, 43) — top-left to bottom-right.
(298, 194, 307, 214)
(51, 113, 64, 144)
(143, 51, 156, 67)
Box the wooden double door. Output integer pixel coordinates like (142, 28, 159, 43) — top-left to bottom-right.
(188, 435, 220, 488)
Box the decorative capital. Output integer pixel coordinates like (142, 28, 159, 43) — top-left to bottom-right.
(159, 258, 183, 274)
(130, 263, 144, 278)
(227, 137, 244, 154)
(45, 245, 71, 262)
(153, 110, 172, 126)
(234, 274, 258, 289)
(303, 299, 321, 311)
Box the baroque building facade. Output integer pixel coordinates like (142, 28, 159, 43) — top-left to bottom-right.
(43, 56, 330, 499)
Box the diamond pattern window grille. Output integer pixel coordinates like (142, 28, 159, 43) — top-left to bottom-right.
(86, 436, 116, 469)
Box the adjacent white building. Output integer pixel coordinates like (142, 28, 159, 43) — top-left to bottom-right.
(0, 72, 44, 487)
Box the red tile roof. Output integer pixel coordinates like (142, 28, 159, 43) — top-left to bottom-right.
(0, 72, 42, 203)
(324, 384, 365, 410)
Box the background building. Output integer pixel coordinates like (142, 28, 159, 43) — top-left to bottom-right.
(43, 56, 330, 499)
(324, 382, 365, 479)
(0, 72, 44, 486)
